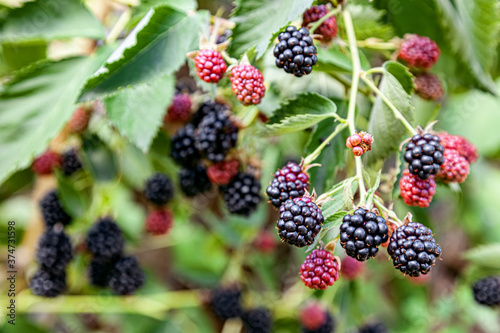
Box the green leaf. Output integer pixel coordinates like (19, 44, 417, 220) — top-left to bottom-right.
(129, 0, 198, 27)
(55, 171, 88, 219)
(230, 0, 314, 59)
(2, 42, 47, 70)
(367, 61, 415, 162)
(79, 6, 203, 102)
(321, 178, 358, 218)
(343, 177, 355, 210)
(464, 244, 500, 269)
(104, 75, 175, 152)
(323, 211, 348, 228)
(264, 92, 338, 135)
(0, 0, 105, 43)
(316, 46, 371, 73)
(339, 4, 395, 41)
(81, 133, 119, 182)
(0, 50, 112, 186)
(365, 169, 381, 205)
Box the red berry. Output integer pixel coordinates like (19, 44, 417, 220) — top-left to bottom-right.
(362, 133, 373, 145)
(68, 107, 91, 133)
(300, 249, 339, 290)
(300, 303, 327, 330)
(253, 230, 277, 254)
(399, 35, 440, 69)
(414, 73, 444, 101)
(439, 132, 478, 164)
(229, 65, 266, 106)
(207, 160, 239, 185)
(436, 149, 470, 184)
(346, 137, 353, 148)
(350, 134, 361, 146)
(302, 5, 338, 42)
(145, 210, 173, 235)
(165, 94, 191, 123)
(32, 151, 61, 175)
(194, 50, 227, 83)
(340, 255, 365, 280)
(352, 146, 364, 156)
(399, 169, 436, 208)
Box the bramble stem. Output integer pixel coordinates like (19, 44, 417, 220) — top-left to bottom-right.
(357, 39, 398, 51)
(343, 10, 367, 205)
(303, 122, 349, 166)
(106, 8, 131, 44)
(309, 7, 342, 34)
(374, 198, 403, 226)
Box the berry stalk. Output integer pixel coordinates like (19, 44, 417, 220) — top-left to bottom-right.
(309, 6, 342, 34)
(303, 121, 349, 166)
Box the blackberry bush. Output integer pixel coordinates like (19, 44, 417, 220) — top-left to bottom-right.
(472, 276, 500, 306)
(108, 256, 145, 295)
(36, 227, 73, 273)
(222, 172, 261, 216)
(144, 173, 174, 205)
(40, 190, 72, 227)
(274, 26, 317, 77)
(340, 208, 389, 261)
(266, 161, 309, 208)
(179, 164, 212, 197)
(403, 133, 445, 179)
(300, 249, 340, 290)
(86, 217, 124, 259)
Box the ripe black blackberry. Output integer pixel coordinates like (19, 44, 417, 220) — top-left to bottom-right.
(36, 227, 73, 273)
(222, 172, 261, 216)
(30, 269, 66, 297)
(191, 100, 228, 127)
(179, 164, 212, 197)
(61, 148, 83, 176)
(359, 321, 388, 333)
(266, 162, 309, 208)
(241, 308, 272, 333)
(387, 222, 442, 277)
(195, 109, 238, 162)
(144, 173, 174, 205)
(277, 196, 324, 247)
(170, 124, 200, 167)
(404, 133, 445, 179)
(210, 286, 243, 319)
(40, 190, 72, 227)
(274, 26, 317, 77)
(340, 208, 389, 261)
(86, 217, 124, 259)
(88, 257, 116, 287)
(302, 311, 335, 333)
(472, 276, 500, 306)
(108, 256, 145, 295)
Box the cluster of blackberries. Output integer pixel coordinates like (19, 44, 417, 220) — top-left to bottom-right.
(209, 286, 272, 333)
(32, 148, 84, 176)
(143, 173, 175, 235)
(274, 26, 317, 77)
(86, 217, 144, 295)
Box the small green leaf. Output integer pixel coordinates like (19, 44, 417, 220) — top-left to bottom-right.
(464, 244, 500, 269)
(343, 177, 355, 210)
(55, 172, 88, 219)
(365, 169, 382, 206)
(339, 4, 395, 41)
(383, 61, 414, 94)
(2, 42, 47, 70)
(316, 46, 372, 73)
(321, 178, 358, 218)
(323, 211, 348, 228)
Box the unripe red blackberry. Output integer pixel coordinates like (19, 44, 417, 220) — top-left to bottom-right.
(302, 5, 338, 42)
(32, 151, 61, 175)
(165, 93, 192, 123)
(352, 146, 364, 156)
(398, 35, 440, 69)
(414, 73, 444, 101)
(170, 124, 200, 167)
(207, 160, 239, 185)
(266, 162, 309, 208)
(439, 132, 478, 164)
(274, 26, 317, 77)
(36, 227, 73, 273)
(86, 217, 124, 259)
(30, 269, 66, 297)
(108, 256, 145, 295)
(145, 209, 173, 235)
(300, 303, 327, 331)
(40, 190, 72, 227)
(277, 196, 324, 247)
(209, 286, 243, 319)
(399, 169, 436, 208)
(179, 164, 212, 197)
(346, 132, 373, 156)
(340, 208, 389, 261)
(436, 150, 470, 184)
(194, 49, 227, 83)
(222, 172, 261, 216)
(61, 148, 83, 176)
(253, 229, 277, 254)
(340, 255, 365, 280)
(195, 108, 238, 162)
(68, 106, 91, 133)
(472, 276, 500, 306)
(300, 249, 340, 290)
(144, 173, 174, 205)
(387, 222, 442, 277)
(229, 64, 266, 105)
(241, 308, 273, 333)
(403, 133, 445, 179)
(88, 257, 115, 287)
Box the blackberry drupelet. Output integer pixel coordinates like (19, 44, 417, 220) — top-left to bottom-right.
(88, 257, 116, 287)
(302, 5, 338, 42)
(302, 311, 335, 333)
(61, 148, 83, 176)
(144, 173, 174, 205)
(387, 222, 442, 277)
(274, 26, 317, 77)
(277, 196, 324, 247)
(300, 249, 340, 289)
(399, 169, 436, 208)
(191, 101, 228, 127)
(108, 256, 145, 295)
(222, 172, 261, 216)
(359, 322, 388, 333)
(210, 286, 243, 319)
(145, 209, 173, 235)
(179, 164, 212, 197)
(195, 109, 238, 162)
(170, 124, 200, 167)
(340, 208, 389, 261)
(241, 308, 272, 333)
(30, 269, 66, 297)
(36, 228, 73, 273)
(40, 190, 72, 227)
(472, 276, 500, 306)
(266, 162, 309, 208)
(86, 217, 124, 259)
(403, 133, 445, 179)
